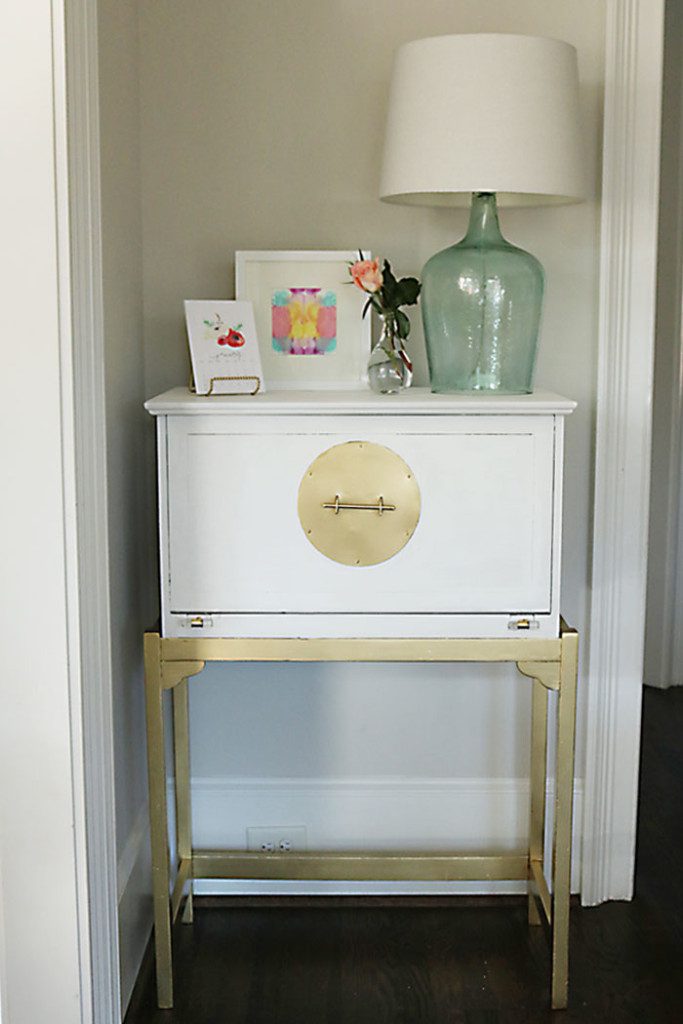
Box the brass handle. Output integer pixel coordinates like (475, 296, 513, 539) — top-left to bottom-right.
(322, 495, 396, 516)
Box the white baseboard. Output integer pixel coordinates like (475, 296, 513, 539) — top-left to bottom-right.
(180, 775, 582, 897)
(117, 804, 152, 1015)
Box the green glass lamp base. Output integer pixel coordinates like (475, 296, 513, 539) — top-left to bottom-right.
(421, 192, 544, 395)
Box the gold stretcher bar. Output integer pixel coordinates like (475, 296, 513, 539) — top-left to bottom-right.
(191, 851, 530, 883)
(530, 857, 552, 925)
(170, 858, 192, 924)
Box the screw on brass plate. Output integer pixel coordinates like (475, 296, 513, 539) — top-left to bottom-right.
(307, 529, 312, 535)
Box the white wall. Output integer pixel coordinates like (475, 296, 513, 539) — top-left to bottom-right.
(0, 1, 89, 1019)
(97, 0, 155, 1009)
(137, 0, 604, 883)
(645, 0, 683, 689)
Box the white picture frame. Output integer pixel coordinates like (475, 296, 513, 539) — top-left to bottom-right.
(235, 250, 371, 390)
(184, 300, 265, 395)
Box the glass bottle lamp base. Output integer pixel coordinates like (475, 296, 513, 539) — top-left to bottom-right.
(421, 192, 544, 394)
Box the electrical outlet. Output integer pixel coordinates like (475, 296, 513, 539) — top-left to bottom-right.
(246, 826, 307, 853)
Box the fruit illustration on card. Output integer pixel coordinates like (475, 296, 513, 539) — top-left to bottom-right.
(204, 314, 246, 347)
(225, 326, 245, 347)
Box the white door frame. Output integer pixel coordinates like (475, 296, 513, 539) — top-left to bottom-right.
(65, 0, 121, 1015)
(581, 0, 665, 904)
(40, 0, 662, 1018)
(0, 0, 116, 1019)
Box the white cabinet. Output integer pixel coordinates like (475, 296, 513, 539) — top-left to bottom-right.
(144, 386, 579, 1012)
(145, 388, 575, 639)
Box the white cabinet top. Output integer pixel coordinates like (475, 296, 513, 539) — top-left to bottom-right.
(145, 387, 576, 417)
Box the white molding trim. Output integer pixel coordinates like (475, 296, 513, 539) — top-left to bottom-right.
(117, 803, 150, 902)
(581, 0, 665, 905)
(180, 775, 583, 896)
(53, 1, 94, 1018)
(64, 0, 121, 1018)
(117, 805, 152, 1014)
(0, 852, 7, 1024)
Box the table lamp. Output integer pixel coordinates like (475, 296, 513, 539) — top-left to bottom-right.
(380, 34, 584, 393)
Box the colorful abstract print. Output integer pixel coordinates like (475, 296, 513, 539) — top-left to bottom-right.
(271, 288, 337, 355)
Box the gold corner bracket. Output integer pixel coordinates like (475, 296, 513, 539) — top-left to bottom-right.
(161, 660, 206, 691)
(516, 660, 561, 691)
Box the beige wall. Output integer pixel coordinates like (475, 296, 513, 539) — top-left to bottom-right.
(137, 0, 604, 820)
(645, 0, 683, 689)
(98, 0, 154, 1007)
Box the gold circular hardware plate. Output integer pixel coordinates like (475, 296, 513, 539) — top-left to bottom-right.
(297, 441, 421, 567)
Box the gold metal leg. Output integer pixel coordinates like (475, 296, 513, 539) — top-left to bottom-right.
(528, 678, 549, 925)
(173, 678, 194, 924)
(143, 629, 577, 1011)
(144, 633, 174, 1009)
(551, 625, 579, 1010)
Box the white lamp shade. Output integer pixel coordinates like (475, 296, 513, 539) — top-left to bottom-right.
(380, 34, 584, 207)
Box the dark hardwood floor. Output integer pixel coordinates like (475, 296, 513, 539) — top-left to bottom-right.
(125, 686, 683, 1023)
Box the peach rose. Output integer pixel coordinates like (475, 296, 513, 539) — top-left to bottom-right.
(349, 258, 382, 294)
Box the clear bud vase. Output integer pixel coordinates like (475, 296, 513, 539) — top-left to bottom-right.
(367, 314, 413, 394)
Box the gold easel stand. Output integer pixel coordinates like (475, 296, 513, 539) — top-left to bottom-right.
(144, 621, 578, 1010)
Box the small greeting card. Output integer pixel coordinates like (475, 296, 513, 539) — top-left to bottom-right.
(184, 300, 265, 395)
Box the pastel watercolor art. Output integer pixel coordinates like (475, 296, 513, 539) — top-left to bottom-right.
(271, 288, 337, 355)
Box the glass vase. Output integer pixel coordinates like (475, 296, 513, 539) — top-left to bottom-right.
(367, 314, 413, 394)
(421, 192, 544, 394)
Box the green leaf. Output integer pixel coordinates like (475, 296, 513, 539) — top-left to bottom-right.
(396, 309, 411, 339)
(382, 258, 394, 277)
(381, 259, 399, 305)
(396, 277, 421, 306)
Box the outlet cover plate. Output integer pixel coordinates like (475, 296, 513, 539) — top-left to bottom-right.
(247, 825, 308, 853)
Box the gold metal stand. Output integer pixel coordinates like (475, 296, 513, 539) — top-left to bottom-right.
(144, 621, 578, 1010)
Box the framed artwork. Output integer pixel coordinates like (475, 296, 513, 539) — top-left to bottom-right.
(235, 250, 371, 389)
(184, 300, 265, 395)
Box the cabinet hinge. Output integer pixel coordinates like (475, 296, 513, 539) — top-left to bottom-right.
(508, 615, 540, 631)
(177, 615, 214, 629)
